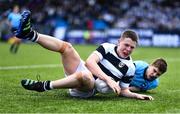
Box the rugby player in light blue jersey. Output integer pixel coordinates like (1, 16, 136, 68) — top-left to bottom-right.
(129, 58, 167, 92)
(8, 5, 22, 53)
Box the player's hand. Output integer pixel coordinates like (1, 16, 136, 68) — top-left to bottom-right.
(136, 94, 154, 100)
(106, 77, 121, 95)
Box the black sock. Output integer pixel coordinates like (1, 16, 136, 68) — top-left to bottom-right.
(26, 30, 39, 42)
(43, 81, 51, 91)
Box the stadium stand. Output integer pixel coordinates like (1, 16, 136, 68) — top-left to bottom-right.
(0, 0, 179, 46)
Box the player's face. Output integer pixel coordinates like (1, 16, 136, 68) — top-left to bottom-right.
(146, 66, 161, 81)
(117, 38, 137, 58)
(13, 6, 19, 13)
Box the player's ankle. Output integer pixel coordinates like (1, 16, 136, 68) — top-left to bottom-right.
(26, 30, 39, 42)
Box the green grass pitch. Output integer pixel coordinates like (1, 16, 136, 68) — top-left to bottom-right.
(0, 42, 180, 113)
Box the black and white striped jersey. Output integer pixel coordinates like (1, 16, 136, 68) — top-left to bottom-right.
(93, 43, 135, 88)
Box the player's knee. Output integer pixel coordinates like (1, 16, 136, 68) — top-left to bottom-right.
(59, 42, 73, 54)
(76, 71, 94, 89)
(82, 71, 93, 82)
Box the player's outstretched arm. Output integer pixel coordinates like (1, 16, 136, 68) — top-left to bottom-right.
(129, 86, 141, 92)
(120, 88, 154, 100)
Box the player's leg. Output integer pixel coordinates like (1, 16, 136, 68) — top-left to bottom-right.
(51, 70, 95, 91)
(15, 10, 81, 74)
(21, 70, 95, 92)
(37, 34, 81, 75)
(9, 37, 16, 53)
(10, 37, 21, 53)
(15, 10, 80, 75)
(13, 37, 21, 53)
(16, 10, 95, 92)
(10, 43, 16, 53)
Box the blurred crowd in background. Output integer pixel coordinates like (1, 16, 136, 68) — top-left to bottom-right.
(0, 0, 179, 42)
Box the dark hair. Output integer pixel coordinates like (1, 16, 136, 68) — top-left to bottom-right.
(121, 29, 139, 44)
(152, 58, 167, 74)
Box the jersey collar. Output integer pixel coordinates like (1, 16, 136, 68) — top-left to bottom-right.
(144, 67, 156, 81)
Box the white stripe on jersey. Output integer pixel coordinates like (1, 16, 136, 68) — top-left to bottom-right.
(99, 59, 123, 78)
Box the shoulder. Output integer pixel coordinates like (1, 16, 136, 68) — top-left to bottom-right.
(134, 61, 149, 69)
(147, 79, 159, 90)
(100, 43, 116, 49)
(134, 60, 148, 65)
(96, 43, 116, 54)
(152, 79, 159, 85)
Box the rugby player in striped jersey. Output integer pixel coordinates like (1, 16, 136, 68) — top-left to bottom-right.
(15, 10, 153, 100)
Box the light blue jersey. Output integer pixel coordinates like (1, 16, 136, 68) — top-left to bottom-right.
(8, 12, 21, 29)
(130, 61, 159, 91)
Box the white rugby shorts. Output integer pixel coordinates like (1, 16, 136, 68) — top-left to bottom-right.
(67, 60, 96, 98)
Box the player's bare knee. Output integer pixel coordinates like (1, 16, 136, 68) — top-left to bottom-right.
(76, 71, 94, 89)
(59, 42, 73, 54)
(82, 71, 94, 89)
(82, 71, 93, 81)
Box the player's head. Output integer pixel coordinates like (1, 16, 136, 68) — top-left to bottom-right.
(146, 58, 167, 81)
(117, 29, 139, 58)
(13, 5, 20, 13)
(151, 58, 167, 74)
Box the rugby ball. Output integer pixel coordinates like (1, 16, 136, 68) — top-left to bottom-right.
(95, 78, 113, 94)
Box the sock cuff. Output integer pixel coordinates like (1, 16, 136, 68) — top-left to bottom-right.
(31, 30, 39, 42)
(26, 30, 39, 42)
(44, 80, 52, 91)
(49, 81, 54, 89)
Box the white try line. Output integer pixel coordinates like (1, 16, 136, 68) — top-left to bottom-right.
(0, 64, 63, 70)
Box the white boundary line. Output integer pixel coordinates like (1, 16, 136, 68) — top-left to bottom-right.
(0, 64, 63, 70)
